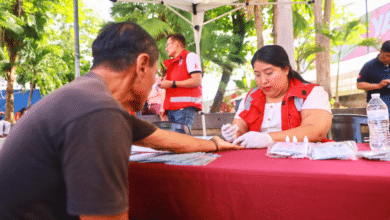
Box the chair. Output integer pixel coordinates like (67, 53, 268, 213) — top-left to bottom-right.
(329, 114, 369, 143)
(152, 121, 191, 135)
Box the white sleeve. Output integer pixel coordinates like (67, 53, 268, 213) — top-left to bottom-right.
(234, 97, 246, 119)
(186, 52, 202, 74)
(301, 86, 332, 114)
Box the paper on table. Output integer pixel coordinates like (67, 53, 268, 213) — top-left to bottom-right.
(130, 152, 220, 166)
(131, 145, 169, 153)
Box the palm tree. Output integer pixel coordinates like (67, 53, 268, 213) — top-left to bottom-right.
(322, 18, 381, 106)
(1, 0, 54, 123)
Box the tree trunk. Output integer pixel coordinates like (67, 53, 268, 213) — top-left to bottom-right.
(209, 64, 233, 113)
(254, 5, 264, 49)
(334, 48, 342, 106)
(314, 0, 332, 99)
(209, 10, 246, 113)
(273, 0, 278, 43)
(5, 63, 16, 124)
(4, 36, 18, 124)
(28, 70, 37, 108)
(3, 0, 24, 124)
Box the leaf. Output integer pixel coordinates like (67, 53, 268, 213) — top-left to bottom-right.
(139, 18, 172, 39)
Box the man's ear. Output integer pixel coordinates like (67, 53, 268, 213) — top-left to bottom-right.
(135, 53, 151, 77)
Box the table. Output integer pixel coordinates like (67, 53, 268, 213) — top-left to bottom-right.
(128, 144, 390, 220)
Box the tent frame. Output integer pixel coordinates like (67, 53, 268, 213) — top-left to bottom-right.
(75, 0, 315, 136)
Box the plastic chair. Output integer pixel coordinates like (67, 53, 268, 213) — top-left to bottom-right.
(152, 121, 191, 135)
(329, 114, 369, 143)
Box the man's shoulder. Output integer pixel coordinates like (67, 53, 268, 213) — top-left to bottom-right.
(364, 57, 379, 67)
(186, 52, 199, 59)
(31, 74, 120, 121)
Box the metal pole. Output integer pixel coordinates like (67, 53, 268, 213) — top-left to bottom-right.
(365, 0, 369, 54)
(74, 0, 80, 78)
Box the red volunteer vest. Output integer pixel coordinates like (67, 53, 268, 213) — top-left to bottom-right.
(239, 78, 317, 132)
(163, 49, 202, 111)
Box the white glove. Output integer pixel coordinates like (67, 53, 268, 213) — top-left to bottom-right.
(232, 131, 273, 149)
(221, 124, 239, 142)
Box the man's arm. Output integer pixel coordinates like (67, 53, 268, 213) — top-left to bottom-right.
(158, 73, 202, 89)
(357, 80, 390, 91)
(134, 128, 244, 153)
(80, 212, 128, 220)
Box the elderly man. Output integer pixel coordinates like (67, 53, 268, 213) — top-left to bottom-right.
(0, 22, 243, 220)
(357, 40, 390, 114)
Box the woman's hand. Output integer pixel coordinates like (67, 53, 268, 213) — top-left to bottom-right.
(221, 124, 238, 142)
(233, 131, 273, 148)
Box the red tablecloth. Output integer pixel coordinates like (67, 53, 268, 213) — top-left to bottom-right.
(128, 144, 390, 220)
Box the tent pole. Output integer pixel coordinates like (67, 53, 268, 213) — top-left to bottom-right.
(193, 11, 207, 137)
(74, 0, 80, 78)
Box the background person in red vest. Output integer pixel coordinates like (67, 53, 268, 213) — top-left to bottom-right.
(158, 33, 202, 129)
(221, 45, 332, 148)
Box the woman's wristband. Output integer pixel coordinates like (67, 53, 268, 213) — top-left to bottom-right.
(210, 137, 219, 152)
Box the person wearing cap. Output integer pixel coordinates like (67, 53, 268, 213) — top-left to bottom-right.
(357, 40, 390, 117)
(221, 45, 333, 148)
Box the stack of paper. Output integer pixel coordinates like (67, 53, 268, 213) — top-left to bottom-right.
(130, 152, 220, 166)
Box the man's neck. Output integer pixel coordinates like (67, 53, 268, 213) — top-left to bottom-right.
(174, 48, 185, 58)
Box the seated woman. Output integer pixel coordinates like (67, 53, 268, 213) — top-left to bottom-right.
(222, 45, 332, 148)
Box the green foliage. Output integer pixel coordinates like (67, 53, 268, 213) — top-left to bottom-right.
(233, 74, 256, 94)
(0, 0, 103, 98)
(0, 10, 23, 34)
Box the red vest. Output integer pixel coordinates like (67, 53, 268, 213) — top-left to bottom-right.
(163, 49, 202, 111)
(239, 78, 317, 132)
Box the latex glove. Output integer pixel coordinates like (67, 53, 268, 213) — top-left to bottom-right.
(232, 131, 273, 149)
(221, 124, 239, 143)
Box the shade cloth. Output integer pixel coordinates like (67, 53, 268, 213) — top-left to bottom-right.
(128, 144, 390, 220)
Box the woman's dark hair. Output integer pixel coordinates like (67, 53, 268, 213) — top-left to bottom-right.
(251, 45, 309, 83)
(167, 33, 186, 47)
(91, 21, 159, 72)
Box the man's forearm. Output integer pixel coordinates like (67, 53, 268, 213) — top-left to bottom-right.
(175, 73, 202, 88)
(356, 82, 380, 91)
(134, 129, 216, 153)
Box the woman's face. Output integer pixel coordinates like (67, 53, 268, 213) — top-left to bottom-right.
(253, 60, 289, 100)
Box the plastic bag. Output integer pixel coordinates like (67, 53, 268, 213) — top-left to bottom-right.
(267, 140, 309, 159)
(308, 141, 358, 160)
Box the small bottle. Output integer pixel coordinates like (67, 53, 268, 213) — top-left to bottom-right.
(366, 93, 390, 151)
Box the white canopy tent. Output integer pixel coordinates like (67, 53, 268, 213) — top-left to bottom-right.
(75, 0, 314, 136)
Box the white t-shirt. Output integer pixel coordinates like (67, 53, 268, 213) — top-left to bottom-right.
(234, 86, 332, 133)
(186, 52, 202, 74)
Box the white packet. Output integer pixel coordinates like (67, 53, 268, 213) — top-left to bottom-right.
(267, 141, 309, 159)
(308, 141, 358, 160)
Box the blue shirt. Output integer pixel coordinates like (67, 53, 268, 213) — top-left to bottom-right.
(357, 56, 390, 107)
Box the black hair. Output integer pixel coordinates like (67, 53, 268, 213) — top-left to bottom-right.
(381, 40, 390, 53)
(19, 108, 27, 114)
(251, 45, 309, 83)
(91, 21, 159, 72)
(167, 33, 186, 47)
